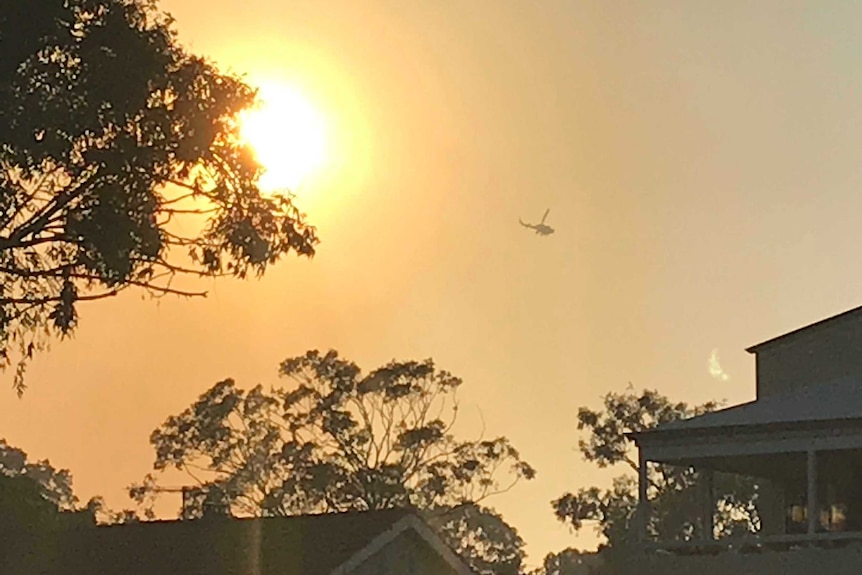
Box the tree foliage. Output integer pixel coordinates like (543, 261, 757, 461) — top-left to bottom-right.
(0, 438, 77, 510)
(133, 350, 534, 575)
(0, 474, 63, 533)
(0, 0, 318, 393)
(0, 439, 144, 575)
(550, 388, 760, 572)
(0, 438, 114, 534)
(533, 548, 603, 575)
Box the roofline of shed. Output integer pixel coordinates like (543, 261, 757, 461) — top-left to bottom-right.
(745, 304, 862, 353)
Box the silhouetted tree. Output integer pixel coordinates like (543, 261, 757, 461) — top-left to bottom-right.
(0, 438, 142, 530)
(531, 548, 603, 575)
(0, 438, 115, 534)
(133, 350, 535, 575)
(0, 443, 104, 573)
(0, 438, 77, 510)
(550, 389, 760, 574)
(0, 474, 61, 532)
(0, 0, 318, 393)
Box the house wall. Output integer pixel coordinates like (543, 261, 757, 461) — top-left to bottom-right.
(755, 314, 862, 398)
(624, 546, 862, 575)
(351, 530, 461, 575)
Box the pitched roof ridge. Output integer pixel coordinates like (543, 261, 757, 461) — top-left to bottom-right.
(746, 304, 862, 353)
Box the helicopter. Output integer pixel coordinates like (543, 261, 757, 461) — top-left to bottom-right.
(519, 208, 554, 236)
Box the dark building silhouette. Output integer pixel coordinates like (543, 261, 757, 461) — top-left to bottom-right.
(2, 508, 475, 575)
(627, 305, 862, 574)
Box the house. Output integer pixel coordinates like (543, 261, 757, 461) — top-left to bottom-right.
(624, 305, 862, 574)
(2, 508, 477, 575)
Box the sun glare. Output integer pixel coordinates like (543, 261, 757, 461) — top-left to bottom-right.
(240, 83, 328, 192)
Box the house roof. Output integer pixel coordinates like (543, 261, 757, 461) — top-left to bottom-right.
(745, 304, 862, 353)
(5, 508, 474, 575)
(635, 376, 862, 436)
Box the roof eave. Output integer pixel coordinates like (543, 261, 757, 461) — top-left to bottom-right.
(629, 416, 862, 446)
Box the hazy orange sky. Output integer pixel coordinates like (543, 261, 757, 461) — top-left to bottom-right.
(6, 0, 862, 565)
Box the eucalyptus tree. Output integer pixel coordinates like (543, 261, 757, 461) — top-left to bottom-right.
(134, 350, 535, 575)
(0, 0, 317, 393)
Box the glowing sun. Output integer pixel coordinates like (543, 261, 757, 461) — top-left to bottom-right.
(240, 83, 328, 192)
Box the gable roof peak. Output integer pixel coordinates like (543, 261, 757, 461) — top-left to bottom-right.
(745, 304, 862, 354)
